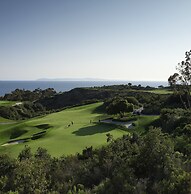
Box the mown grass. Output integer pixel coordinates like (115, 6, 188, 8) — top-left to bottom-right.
(147, 89, 172, 94)
(0, 102, 129, 158)
(129, 88, 172, 94)
(0, 100, 17, 106)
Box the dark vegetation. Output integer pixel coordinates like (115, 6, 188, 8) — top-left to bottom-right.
(37, 86, 186, 115)
(104, 97, 135, 115)
(0, 102, 46, 120)
(0, 88, 56, 120)
(2, 88, 57, 102)
(0, 86, 167, 120)
(168, 50, 191, 109)
(0, 85, 187, 120)
(160, 108, 191, 156)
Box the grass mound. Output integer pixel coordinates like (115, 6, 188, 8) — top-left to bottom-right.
(10, 127, 28, 139)
(35, 124, 51, 130)
(31, 131, 47, 140)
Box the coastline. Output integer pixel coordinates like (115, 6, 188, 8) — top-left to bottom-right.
(0, 80, 168, 96)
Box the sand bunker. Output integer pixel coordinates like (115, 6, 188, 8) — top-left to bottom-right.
(1, 140, 25, 146)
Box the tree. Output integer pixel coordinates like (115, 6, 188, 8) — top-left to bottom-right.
(106, 99, 134, 115)
(18, 146, 33, 161)
(133, 128, 189, 193)
(128, 82, 132, 86)
(106, 133, 113, 143)
(168, 50, 191, 109)
(34, 147, 51, 160)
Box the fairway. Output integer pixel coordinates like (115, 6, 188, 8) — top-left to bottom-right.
(129, 89, 172, 94)
(0, 102, 129, 157)
(0, 100, 18, 106)
(147, 89, 172, 94)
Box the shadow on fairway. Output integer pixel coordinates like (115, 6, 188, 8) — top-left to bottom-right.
(72, 124, 116, 136)
(91, 104, 105, 114)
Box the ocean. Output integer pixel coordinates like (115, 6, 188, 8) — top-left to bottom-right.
(0, 80, 168, 96)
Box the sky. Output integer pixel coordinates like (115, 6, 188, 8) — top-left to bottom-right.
(1, 0, 191, 81)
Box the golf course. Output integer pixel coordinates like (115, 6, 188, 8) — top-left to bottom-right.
(0, 102, 130, 157)
(0, 101, 159, 158)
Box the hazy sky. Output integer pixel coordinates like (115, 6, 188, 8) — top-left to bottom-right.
(1, 0, 191, 81)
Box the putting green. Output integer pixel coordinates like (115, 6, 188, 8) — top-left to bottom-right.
(0, 102, 129, 157)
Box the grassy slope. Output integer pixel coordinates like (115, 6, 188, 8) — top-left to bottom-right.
(0, 117, 14, 122)
(129, 89, 172, 94)
(147, 89, 172, 94)
(0, 100, 17, 106)
(0, 102, 129, 158)
(131, 115, 159, 134)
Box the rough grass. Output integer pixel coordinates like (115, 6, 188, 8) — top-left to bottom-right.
(129, 115, 159, 134)
(0, 102, 129, 158)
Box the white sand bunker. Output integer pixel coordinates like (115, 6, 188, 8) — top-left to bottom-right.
(101, 119, 133, 129)
(2, 140, 25, 146)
